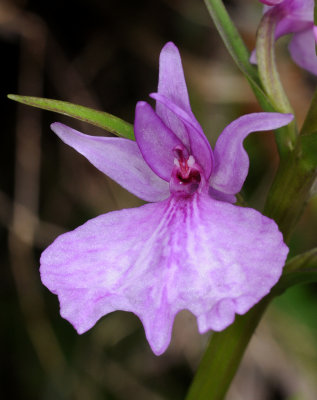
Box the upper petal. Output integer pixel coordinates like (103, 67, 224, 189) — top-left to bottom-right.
(51, 122, 169, 202)
(156, 42, 197, 147)
(41, 192, 288, 355)
(150, 92, 213, 179)
(157, 42, 191, 111)
(210, 113, 294, 195)
(289, 28, 317, 75)
(134, 101, 183, 182)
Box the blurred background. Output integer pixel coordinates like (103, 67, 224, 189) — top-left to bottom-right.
(1, 0, 317, 399)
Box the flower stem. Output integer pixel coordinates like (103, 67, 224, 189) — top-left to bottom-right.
(185, 296, 271, 400)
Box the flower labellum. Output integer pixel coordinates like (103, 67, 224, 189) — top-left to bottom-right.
(41, 42, 293, 355)
(255, 0, 317, 75)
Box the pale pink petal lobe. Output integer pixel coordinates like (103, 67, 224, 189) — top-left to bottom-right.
(51, 122, 169, 202)
(41, 193, 288, 355)
(210, 113, 294, 195)
(134, 101, 183, 181)
(289, 28, 317, 75)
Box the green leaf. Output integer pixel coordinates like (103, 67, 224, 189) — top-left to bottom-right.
(203, 0, 272, 110)
(295, 89, 317, 170)
(299, 131, 317, 171)
(301, 88, 317, 136)
(7, 95, 135, 140)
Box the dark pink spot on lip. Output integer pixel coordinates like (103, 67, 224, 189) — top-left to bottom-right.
(177, 169, 201, 184)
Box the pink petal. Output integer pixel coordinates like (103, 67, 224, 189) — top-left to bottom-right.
(289, 28, 317, 75)
(134, 101, 183, 181)
(156, 42, 195, 147)
(41, 193, 288, 355)
(51, 122, 169, 202)
(210, 112, 294, 196)
(250, 2, 313, 64)
(251, 1, 314, 66)
(270, 0, 314, 38)
(157, 42, 191, 113)
(275, 18, 313, 40)
(150, 92, 213, 179)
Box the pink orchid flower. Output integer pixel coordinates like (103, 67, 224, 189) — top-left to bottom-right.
(40, 42, 292, 355)
(257, 0, 317, 75)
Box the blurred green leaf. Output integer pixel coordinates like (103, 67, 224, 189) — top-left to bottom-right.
(8, 95, 135, 140)
(273, 248, 317, 295)
(299, 132, 317, 171)
(296, 89, 317, 171)
(301, 88, 317, 136)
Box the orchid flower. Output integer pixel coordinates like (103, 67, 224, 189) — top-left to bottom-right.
(255, 0, 317, 75)
(40, 42, 293, 355)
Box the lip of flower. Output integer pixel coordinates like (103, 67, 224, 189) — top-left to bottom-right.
(41, 42, 294, 355)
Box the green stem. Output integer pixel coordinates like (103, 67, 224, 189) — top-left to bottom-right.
(185, 296, 271, 400)
(203, 0, 273, 111)
(301, 88, 317, 135)
(264, 150, 316, 241)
